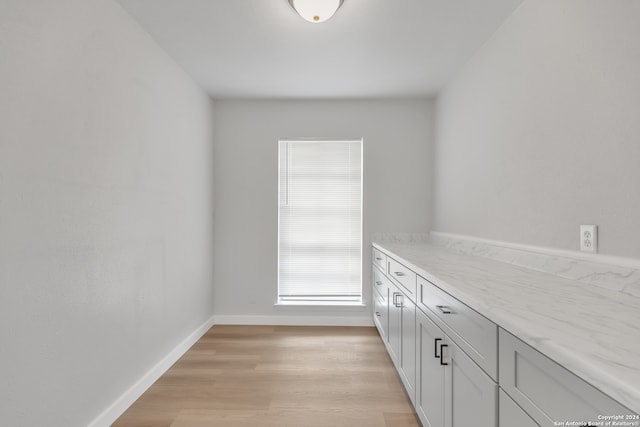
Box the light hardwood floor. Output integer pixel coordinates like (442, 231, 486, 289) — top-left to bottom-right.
(113, 325, 420, 427)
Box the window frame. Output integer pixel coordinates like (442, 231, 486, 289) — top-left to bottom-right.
(276, 138, 364, 307)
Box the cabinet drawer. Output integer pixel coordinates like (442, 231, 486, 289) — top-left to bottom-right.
(373, 291, 388, 340)
(372, 266, 387, 297)
(372, 247, 387, 271)
(388, 257, 417, 301)
(417, 276, 497, 380)
(499, 328, 635, 425)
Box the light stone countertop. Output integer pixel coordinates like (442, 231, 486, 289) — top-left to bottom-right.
(372, 240, 640, 415)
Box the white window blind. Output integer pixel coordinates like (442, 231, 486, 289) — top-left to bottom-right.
(278, 139, 362, 303)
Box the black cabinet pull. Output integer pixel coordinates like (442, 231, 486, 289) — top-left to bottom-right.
(436, 305, 453, 314)
(439, 343, 449, 365)
(392, 292, 402, 307)
(434, 338, 442, 358)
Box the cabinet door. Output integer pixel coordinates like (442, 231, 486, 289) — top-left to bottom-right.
(444, 337, 497, 427)
(499, 390, 539, 427)
(415, 308, 446, 427)
(398, 293, 416, 404)
(499, 329, 635, 425)
(388, 285, 402, 363)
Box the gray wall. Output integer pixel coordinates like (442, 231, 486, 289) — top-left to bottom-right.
(0, 1, 215, 425)
(213, 99, 433, 324)
(433, 0, 640, 258)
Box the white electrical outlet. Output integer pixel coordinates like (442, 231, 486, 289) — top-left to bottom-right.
(580, 225, 598, 253)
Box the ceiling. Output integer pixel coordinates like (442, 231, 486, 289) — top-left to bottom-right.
(116, 0, 524, 99)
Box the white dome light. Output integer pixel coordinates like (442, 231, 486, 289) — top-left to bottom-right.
(288, 0, 344, 24)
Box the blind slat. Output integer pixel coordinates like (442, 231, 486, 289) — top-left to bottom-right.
(278, 140, 362, 300)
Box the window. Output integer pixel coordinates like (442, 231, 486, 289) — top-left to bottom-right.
(278, 139, 363, 304)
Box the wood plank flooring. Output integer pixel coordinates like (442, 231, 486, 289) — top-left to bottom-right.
(113, 325, 420, 427)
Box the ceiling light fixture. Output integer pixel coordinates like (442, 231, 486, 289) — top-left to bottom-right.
(288, 0, 344, 24)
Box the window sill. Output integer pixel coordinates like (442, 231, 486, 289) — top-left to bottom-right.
(274, 302, 367, 311)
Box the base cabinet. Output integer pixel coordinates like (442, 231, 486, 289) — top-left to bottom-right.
(372, 244, 636, 427)
(388, 284, 416, 404)
(499, 328, 636, 425)
(399, 290, 416, 404)
(388, 285, 402, 363)
(416, 308, 446, 427)
(416, 307, 497, 427)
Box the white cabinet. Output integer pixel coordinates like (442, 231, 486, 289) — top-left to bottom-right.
(372, 254, 416, 404)
(398, 290, 416, 404)
(388, 284, 416, 404)
(499, 328, 635, 426)
(372, 244, 636, 427)
(416, 304, 497, 427)
(388, 285, 402, 363)
(372, 264, 391, 345)
(416, 307, 446, 427)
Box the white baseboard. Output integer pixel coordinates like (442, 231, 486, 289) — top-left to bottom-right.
(88, 315, 216, 427)
(214, 314, 373, 327)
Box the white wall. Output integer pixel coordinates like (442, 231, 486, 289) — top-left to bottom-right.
(213, 100, 433, 324)
(0, 1, 214, 425)
(433, 0, 640, 258)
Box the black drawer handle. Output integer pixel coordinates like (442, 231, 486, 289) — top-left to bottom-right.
(439, 343, 449, 365)
(436, 305, 452, 314)
(375, 257, 383, 261)
(392, 292, 401, 307)
(375, 281, 382, 286)
(394, 271, 405, 277)
(434, 338, 442, 358)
